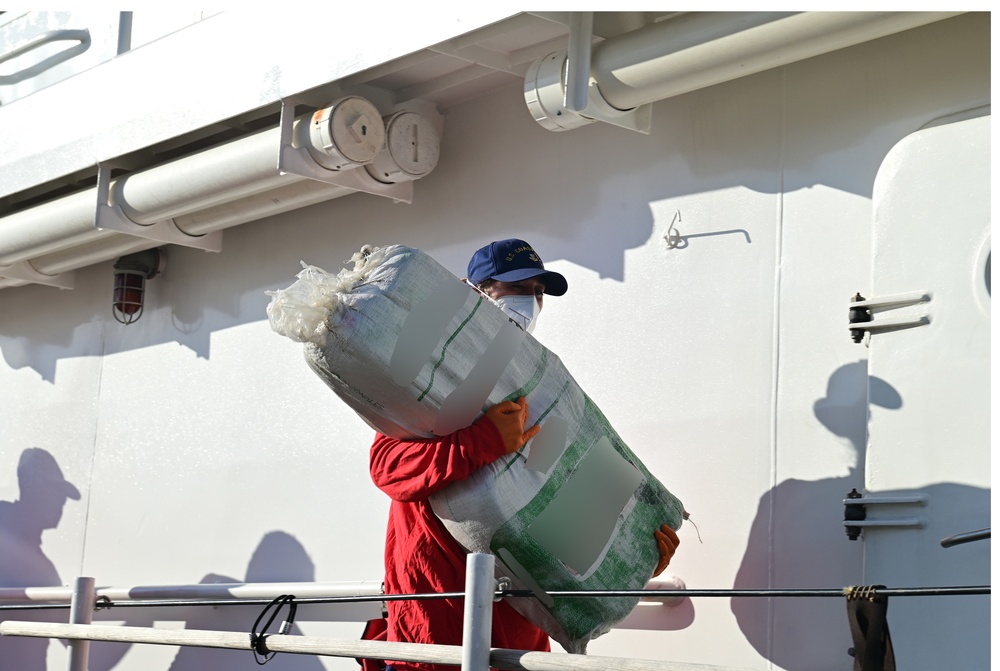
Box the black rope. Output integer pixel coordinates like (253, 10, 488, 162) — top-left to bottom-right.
(0, 584, 988, 612)
(249, 594, 297, 665)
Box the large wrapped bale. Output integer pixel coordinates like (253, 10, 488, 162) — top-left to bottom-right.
(266, 244, 684, 653)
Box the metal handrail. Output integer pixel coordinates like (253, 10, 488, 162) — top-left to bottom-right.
(0, 556, 757, 671)
(0, 579, 383, 604)
(0, 621, 751, 671)
(0, 568, 988, 671)
(0, 29, 92, 85)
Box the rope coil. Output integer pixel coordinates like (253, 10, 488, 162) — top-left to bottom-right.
(845, 585, 885, 602)
(249, 594, 297, 665)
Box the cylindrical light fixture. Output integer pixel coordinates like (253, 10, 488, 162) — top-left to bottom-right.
(112, 248, 164, 324)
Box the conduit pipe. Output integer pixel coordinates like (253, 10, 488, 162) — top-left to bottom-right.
(526, 11, 963, 131)
(0, 179, 354, 291)
(111, 96, 394, 228)
(0, 97, 440, 289)
(111, 127, 297, 226)
(0, 179, 348, 290)
(0, 190, 120, 265)
(0, 125, 304, 268)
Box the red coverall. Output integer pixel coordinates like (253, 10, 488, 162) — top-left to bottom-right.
(368, 416, 551, 671)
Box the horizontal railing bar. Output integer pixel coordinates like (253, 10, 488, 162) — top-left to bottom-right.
(0, 622, 750, 671)
(0, 585, 988, 611)
(0, 580, 384, 604)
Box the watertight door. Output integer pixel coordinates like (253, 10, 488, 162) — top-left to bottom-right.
(861, 111, 990, 669)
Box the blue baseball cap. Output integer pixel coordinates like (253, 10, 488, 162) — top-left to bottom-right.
(467, 239, 568, 296)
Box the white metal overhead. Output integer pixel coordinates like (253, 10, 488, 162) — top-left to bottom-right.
(0, 11, 965, 291)
(0, 8, 516, 200)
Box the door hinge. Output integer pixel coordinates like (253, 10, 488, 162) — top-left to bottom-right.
(843, 488, 928, 540)
(848, 291, 932, 344)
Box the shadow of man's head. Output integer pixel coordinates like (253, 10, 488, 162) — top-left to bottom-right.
(814, 361, 902, 453)
(15, 448, 80, 530)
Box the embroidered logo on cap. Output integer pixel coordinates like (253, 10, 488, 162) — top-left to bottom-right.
(505, 245, 539, 263)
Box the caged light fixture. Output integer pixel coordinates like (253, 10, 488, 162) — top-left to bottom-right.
(112, 249, 164, 324)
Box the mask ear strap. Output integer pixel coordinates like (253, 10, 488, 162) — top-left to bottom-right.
(465, 279, 495, 304)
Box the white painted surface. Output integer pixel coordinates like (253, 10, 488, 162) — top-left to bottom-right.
(862, 113, 990, 669)
(0, 10, 124, 106)
(0, 13, 990, 671)
(0, 8, 516, 198)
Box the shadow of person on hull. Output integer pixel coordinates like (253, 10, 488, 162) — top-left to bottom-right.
(731, 363, 892, 670)
(0, 448, 81, 670)
(163, 530, 325, 671)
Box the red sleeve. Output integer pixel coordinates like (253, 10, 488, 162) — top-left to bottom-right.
(370, 415, 508, 502)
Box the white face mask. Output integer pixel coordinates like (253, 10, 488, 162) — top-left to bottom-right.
(492, 294, 540, 333)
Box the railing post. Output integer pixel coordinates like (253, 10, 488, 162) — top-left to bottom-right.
(67, 576, 95, 671)
(461, 553, 495, 671)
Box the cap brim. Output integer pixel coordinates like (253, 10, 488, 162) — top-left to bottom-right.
(491, 268, 568, 296)
(63, 481, 81, 500)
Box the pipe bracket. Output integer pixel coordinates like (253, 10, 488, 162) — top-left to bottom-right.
(95, 163, 223, 252)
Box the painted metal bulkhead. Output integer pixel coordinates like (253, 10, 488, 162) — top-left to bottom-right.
(0, 11, 990, 671)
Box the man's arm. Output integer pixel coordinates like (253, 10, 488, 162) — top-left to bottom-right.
(370, 397, 539, 502)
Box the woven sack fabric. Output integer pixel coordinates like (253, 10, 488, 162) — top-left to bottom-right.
(266, 244, 685, 653)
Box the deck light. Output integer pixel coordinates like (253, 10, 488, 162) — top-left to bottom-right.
(112, 249, 164, 324)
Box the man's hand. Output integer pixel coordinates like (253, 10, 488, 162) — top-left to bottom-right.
(653, 524, 680, 577)
(484, 396, 540, 454)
